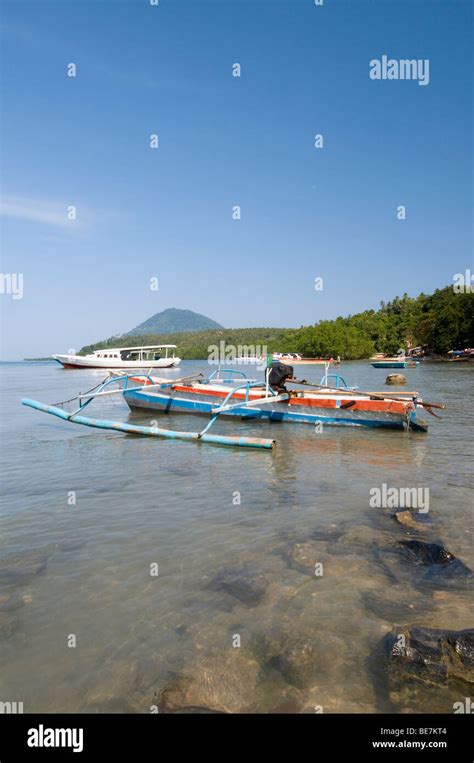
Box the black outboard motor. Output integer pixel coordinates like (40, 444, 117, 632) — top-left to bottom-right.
(267, 361, 294, 391)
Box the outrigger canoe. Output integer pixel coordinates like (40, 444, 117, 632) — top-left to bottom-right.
(21, 367, 444, 450)
(121, 368, 433, 432)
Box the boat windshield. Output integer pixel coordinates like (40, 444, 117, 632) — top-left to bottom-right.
(120, 349, 163, 361)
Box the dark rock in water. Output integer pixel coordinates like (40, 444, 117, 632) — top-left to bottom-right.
(159, 650, 261, 713)
(0, 592, 26, 612)
(387, 626, 474, 674)
(207, 566, 268, 606)
(0, 551, 48, 584)
(385, 627, 474, 711)
(397, 540, 472, 581)
(397, 540, 458, 566)
(377, 540, 473, 590)
(0, 612, 19, 639)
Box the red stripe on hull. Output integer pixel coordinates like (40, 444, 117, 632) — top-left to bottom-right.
(161, 384, 412, 414)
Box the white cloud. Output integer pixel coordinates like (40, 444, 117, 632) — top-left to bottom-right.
(0, 196, 80, 228)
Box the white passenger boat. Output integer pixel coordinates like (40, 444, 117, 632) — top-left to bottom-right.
(52, 345, 181, 369)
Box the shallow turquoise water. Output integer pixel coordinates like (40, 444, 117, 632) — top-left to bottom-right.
(0, 360, 472, 712)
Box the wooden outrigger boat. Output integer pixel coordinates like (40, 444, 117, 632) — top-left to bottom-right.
(21, 364, 444, 449)
(120, 368, 437, 432)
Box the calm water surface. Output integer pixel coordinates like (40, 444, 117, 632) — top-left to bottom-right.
(0, 360, 472, 712)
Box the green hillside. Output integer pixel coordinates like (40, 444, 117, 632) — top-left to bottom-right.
(126, 308, 223, 336)
(80, 286, 474, 359)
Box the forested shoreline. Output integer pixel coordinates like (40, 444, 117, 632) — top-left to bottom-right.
(80, 286, 474, 360)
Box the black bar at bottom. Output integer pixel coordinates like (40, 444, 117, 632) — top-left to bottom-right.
(0, 713, 471, 760)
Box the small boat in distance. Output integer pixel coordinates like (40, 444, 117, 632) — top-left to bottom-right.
(273, 353, 340, 365)
(371, 348, 420, 369)
(447, 349, 474, 362)
(52, 345, 181, 369)
(234, 355, 265, 365)
(371, 358, 420, 369)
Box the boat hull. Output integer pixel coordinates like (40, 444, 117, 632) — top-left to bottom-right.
(371, 361, 419, 368)
(123, 385, 427, 432)
(273, 357, 339, 365)
(53, 355, 181, 369)
(286, 359, 339, 365)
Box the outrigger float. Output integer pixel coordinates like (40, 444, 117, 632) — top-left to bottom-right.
(21, 362, 444, 448)
(21, 371, 275, 451)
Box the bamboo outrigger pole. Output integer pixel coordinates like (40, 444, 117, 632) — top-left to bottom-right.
(21, 399, 275, 450)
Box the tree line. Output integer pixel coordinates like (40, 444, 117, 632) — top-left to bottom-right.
(80, 286, 474, 360)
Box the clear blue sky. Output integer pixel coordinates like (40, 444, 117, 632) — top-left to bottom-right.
(1, 0, 472, 359)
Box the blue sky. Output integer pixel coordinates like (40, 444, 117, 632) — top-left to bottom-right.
(1, 0, 472, 359)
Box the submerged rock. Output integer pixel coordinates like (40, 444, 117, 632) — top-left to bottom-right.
(263, 628, 347, 690)
(362, 586, 429, 623)
(0, 592, 26, 612)
(385, 626, 474, 711)
(397, 540, 461, 566)
(397, 540, 472, 583)
(376, 540, 473, 590)
(334, 524, 389, 554)
(273, 636, 326, 689)
(159, 650, 261, 713)
(287, 540, 326, 574)
(393, 510, 431, 532)
(309, 525, 344, 542)
(206, 566, 269, 606)
(0, 551, 48, 585)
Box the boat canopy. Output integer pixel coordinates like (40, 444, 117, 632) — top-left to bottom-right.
(93, 345, 177, 353)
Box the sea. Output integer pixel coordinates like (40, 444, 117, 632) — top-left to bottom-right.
(0, 359, 472, 713)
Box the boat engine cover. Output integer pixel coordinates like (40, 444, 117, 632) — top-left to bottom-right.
(267, 361, 294, 388)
